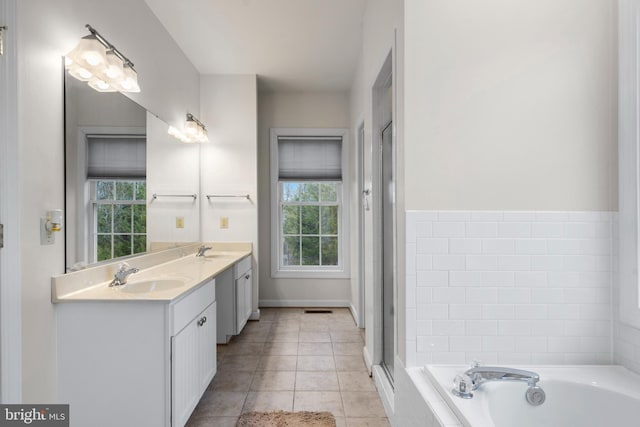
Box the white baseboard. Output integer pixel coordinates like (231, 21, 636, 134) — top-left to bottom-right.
(373, 365, 395, 417)
(259, 299, 350, 307)
(249, 309, 261, 320)
(349, 303, 360, 327)
(363, 346, 373, 375)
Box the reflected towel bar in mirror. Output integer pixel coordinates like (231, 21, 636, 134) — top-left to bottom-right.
(206, 194, 251, 201)
(152, 194, 197, 200)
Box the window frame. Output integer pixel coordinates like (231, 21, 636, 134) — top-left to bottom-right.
(270, 128, 350, 279)
(89, 179, 147, 263)
(618, 0, 640, 329)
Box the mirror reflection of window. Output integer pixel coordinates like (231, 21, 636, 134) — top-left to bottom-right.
(86, 134, 147, 264)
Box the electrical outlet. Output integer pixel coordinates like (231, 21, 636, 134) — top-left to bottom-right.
(220, 217, 229, 229)
(176, 217, 184, 228)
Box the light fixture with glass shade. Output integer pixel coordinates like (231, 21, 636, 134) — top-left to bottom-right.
(65, 24, 140, 93)
(168, 113, 209, 143)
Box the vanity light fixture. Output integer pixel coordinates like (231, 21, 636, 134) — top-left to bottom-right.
(168, 113, 209, 143)
(65, 24, 140, 93)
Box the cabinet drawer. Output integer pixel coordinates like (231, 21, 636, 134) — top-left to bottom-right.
(172, 279, 215, 335)
(234, 256, 252, 279)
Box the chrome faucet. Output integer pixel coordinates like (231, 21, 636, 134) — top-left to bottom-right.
(109, 263, 140, 287)
(196, 245, 212, 257)
(452, 362, 546, 406)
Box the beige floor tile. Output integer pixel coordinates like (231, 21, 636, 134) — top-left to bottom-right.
(233, 331, 269, 343)
(297, 355, 336, 371)
(329, 321, 358, 332)
(294, 391, 345, 417)
(242, 321, 272, 335)
(259, 309, 278, 321)
(193, 390, 246, 417)
(224, 341, 265, 355)
(242, 391, 294, 413)
(299, 323, 331, 332)
(335, 356, 367, 372)
(262, 341, 298, 356)
(218, 355, 260, 372)
(267, 331, 300, 342)
(337, 371, 377, 392)
(209, 370, 254, 392)
(299, 331, 332, 342)
(342, 392, 387, 418)
(257, 355, 298, 371)
(250, 371, 296, 391)
(346, 418, 391, 426)
(270, 321, 301, 332)
(331, 331, 364, 343)
(299, 342, 334, 355)
(335, 417, 348, 427)
(295, 371, 340, 391)
(186, 415, 238, 427)
(333, 342, 364, 356)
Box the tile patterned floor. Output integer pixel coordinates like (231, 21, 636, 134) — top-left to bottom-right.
(186, 308, 390, 427)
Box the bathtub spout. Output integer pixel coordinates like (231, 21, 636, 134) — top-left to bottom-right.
(452, 363, 546, 405)
(465, 365, 540, 389)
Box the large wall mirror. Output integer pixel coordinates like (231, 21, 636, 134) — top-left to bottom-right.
(64, 72, 201, 272)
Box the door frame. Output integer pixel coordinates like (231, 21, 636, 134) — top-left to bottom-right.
(371, 48, 396, 389)
(357, 121, 366, 329)
(0, 0, 22, 403)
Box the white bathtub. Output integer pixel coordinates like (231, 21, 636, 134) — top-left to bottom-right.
(425, 365, 640, 427)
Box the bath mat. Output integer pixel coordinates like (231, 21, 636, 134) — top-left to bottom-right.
(236, 410, 336, 426)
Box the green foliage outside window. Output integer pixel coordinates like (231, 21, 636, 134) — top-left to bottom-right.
(95, 180, 147, 262)
(281, 182, 339, 267)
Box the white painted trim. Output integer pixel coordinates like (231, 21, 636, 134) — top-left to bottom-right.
(249, 309, 261, 321)
(269, 127, 351, 279)
(356, 120, 366, 329)
(259, 299, 350, 308)
(371, 49, 396, 377)
(373, 364, 395, 416)
(363, 345, 373, 375)
(618, 0, 640, 329)
(349, 302, 359, 326)
(0, 0, 22, 402)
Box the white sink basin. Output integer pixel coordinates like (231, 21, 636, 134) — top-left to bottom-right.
(120, 279, 185, 293)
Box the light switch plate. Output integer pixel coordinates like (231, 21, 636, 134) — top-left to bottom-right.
(220, 217, 229, 229)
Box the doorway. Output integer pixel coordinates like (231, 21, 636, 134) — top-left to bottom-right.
(371, 51, 395, 388)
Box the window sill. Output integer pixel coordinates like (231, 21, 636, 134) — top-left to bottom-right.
(271, 268, 350, 280)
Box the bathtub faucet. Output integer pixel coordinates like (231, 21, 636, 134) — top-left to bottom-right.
(452, 362, 546, 406)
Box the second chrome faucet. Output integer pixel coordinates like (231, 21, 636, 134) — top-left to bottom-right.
(109, 263, 140, 287)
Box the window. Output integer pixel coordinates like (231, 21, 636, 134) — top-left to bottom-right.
(281, 182, 340, 267)
(270, 129, 350, 278)
(92, 180, 147, 262)
(86, 133, 147, 263)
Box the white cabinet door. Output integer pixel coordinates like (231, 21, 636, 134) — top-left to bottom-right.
(234, 269, 252, 334)
(172, 317, 200, 427)
(243, 270, 252, 322)
(198, 302, 217, 394)
(235, 275, 247, 334)
(173, 301, 217, 427)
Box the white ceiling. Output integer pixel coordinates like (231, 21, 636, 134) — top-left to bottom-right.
(144, 0, 367, 92)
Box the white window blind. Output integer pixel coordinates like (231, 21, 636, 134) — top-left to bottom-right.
(87, 135, 146, 179)
(278, 136, 342, 180)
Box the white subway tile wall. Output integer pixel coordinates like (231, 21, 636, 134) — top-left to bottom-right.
(406, 211, 613, 367)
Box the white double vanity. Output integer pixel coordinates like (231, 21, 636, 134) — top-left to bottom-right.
(52, 242, 253, 427)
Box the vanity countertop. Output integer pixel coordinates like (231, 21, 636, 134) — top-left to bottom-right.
(52, 244, 251, 303)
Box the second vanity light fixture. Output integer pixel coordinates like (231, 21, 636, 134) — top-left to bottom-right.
(65, 24, 140, 93)
(168, 113, 209, 143)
